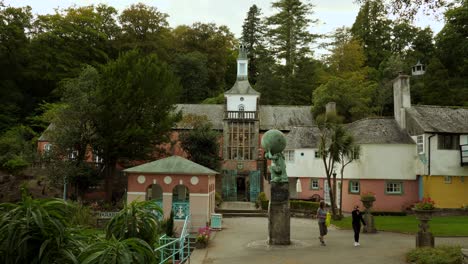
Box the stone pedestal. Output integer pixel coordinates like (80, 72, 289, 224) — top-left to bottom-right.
(363, 213, 377, 233)
(268, 182, 290, 245)
(361, 199, 377, 233)
(414, 210, 435, 248)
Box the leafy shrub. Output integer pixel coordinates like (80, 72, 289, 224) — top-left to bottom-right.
(414, 197, 436, 210)
(406, 246, 462, 264)
(69, 201, 95, 227)
(2, 156, 29, 174)
(261, 200, 269, 210)
(371, 211, 407, 216)
(256, 192, 267, 209)
(0, 189, 83, 263)
(290, 200, 320, 212)
(78, 236, 156, 264)
(161, 210, 175, 237)
(106, 200, 163, 246)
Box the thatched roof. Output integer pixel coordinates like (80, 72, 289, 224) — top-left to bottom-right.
(406, 105, 468, 134)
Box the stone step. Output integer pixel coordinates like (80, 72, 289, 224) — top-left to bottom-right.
(221, 212, 267, 218)
(220, 201, 257, 210)
(215, 208, 263, 214)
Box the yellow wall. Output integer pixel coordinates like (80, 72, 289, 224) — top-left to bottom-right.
(423, 175, 468, 208)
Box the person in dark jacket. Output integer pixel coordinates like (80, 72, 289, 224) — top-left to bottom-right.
(352, 205, 366, 246)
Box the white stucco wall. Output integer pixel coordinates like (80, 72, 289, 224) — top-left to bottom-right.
(286, 144, 417, 180)
(430, 135, 468, 176)
(348, 144, 417, 180)
(285, 148, 325, 178)
(225, 95, 258, 112)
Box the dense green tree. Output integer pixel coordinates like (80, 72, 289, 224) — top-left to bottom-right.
(0, 126, 36, 174)
(172, 23, 237, 97)
(0, 5, 33, 132)
(93, 50, 181, 200)
(241, 4, 266, 84)
(266, 0, 318, 78)
(173, 51, 209, 103)
(355, 0, 448, 21)
(255, 54, 283, 105)
(351, 0, 392, 68)
(180, 120, 221, 171)
(312, 75, 377, 122)
(117, 3, 171, 60)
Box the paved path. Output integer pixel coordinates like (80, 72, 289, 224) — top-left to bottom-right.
(191, 217, 468, 264)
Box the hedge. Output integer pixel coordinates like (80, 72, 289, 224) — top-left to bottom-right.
(371, 211, 407, 216)
(260, 200, 319, 212)
(406, 246, 463, 264)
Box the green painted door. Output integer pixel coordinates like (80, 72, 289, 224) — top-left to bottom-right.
(249, 170, 261, 202)
(222, 170, 237, 201)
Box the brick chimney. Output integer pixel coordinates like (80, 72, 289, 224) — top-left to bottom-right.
(393, 74, 411, 129)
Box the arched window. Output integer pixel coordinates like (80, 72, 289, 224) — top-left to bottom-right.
(238, 104, 245, 111)
(172, 184, 189, 202)
(146, 184, 163, 202)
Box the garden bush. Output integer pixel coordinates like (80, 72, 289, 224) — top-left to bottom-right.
(215, 192, 223, 207)
(256, 192, 267, 209)
(290, 200, 319, 212)
(406, 246, 463, 264)
(371, 211, 407, 216)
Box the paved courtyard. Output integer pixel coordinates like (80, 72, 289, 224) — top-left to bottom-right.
(191, 217, 468, 264)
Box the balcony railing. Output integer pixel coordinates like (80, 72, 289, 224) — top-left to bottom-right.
(460, 144, 468, 166)
(225, 111, 258, 120)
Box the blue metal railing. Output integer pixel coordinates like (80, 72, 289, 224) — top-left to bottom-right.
(155, 214, 191, 264)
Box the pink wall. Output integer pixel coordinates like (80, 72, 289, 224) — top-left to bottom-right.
(296, 178, 419, 212)
(127, 173, 210, 194)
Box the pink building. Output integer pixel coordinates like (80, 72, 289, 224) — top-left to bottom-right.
(124, 155, 217, 231)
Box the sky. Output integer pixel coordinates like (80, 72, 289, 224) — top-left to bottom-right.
(7, 0, 445, 57)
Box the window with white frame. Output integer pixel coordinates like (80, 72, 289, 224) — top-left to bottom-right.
(386, 182, 403, 194)
(284, 150, 295, 162)
(310, 179, 319, 190)
(349, 180, 360, 194)
(43, 143, 52, 152)
(416, 135, 424, 154)
(444, 176, 452, 184)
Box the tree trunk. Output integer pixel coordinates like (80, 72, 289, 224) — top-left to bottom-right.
(326, 176, 336, 217)
(332, 172, 338, 218)
(104, 160, 116, 202)
(339, 167, 344, 216)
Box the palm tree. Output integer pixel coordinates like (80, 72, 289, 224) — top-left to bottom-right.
(106, 200, 163, 246)
(338, 135, 360, 216)
(0, 189, 82, 264)
(78, 236, 157, 264)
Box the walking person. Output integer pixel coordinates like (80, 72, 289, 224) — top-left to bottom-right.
(316, 201, 328, 246)
(352, 205, 366, 246)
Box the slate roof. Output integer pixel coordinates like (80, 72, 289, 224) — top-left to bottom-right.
(285, 126, 321, 149)
(174, 104, 314, 131)
(123, 155, 218, 175)
(175, 104, 225, 129)
(347, 118, 415, 144)
(405, 105, 468, 134)
(38, 123, 55, 141)
(258, 105, 314, 130)
(224, 80, 260, 95)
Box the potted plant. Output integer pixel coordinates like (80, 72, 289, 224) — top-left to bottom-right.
(195, 226, 210, 249)
(413, 197, 436, 220)
(413, 197, 436, 247)
(360, 191, 376, 210)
